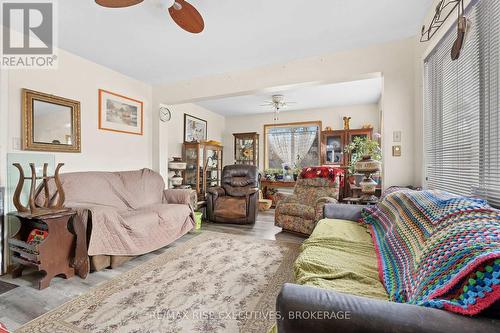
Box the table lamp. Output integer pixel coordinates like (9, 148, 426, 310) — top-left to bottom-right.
(355, 155, 381, 202)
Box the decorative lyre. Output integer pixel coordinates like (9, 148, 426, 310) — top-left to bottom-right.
(343, 116, 351, 130)
(12, 163, 66, 215)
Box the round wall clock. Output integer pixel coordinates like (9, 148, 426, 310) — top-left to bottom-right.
(159, 106, 171, 122)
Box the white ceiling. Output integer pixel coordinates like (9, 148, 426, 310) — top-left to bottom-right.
(57, 0, 433, 84)
(196, 77, 383, 117)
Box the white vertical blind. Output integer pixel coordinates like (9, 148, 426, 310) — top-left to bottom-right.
(424, 0, 500, 207)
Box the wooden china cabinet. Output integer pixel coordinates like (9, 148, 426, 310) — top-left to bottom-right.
(321, 128, 373, 166)
(321, 128, 374, 200)
(321, 130, 346, 165)
(233, 132, 259, 166)
(182, 142, 224, 197)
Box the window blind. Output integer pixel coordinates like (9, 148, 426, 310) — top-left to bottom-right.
(424, 0, 500, 207)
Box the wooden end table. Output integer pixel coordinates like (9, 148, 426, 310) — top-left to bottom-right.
(260, 180, 296, 207)
(343, 197, 379, 205)
(8, 210, 77, 290)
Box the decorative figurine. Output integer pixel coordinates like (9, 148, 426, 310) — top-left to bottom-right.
(12, 163, 66, 215)
(343, 116, 351, 130)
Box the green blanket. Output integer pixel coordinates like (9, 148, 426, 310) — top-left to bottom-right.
(294, 219, 388, 300)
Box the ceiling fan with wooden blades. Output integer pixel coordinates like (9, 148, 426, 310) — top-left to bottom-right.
(95, 0, 205, 34)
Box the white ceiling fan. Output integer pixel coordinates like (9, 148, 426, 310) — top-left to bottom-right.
(261, 95, 297, 121)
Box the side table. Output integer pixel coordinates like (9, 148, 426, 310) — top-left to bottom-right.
(8, 210, 76, 289)
(343, 197, 379, 205)
(260, 180, 296, 208)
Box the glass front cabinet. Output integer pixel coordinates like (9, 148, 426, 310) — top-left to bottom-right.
(321, 128, 373, 166)
(321, 130, 346, 165)
(233, 132, 259, 166)
(183, 142, 224, 196)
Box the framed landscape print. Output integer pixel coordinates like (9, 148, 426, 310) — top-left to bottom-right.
(184, 114, 207, 142)
(98, 89, 143, 135)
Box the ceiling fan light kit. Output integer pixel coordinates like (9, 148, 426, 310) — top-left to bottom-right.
(95, 0, 204, 34)
(262, 94, 297, 122)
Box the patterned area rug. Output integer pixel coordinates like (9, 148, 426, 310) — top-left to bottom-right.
(16, 231, 300, 333)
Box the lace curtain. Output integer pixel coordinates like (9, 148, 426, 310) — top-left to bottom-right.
(294, 130, 317, 164)
(268, 126, 318, 166)
(268, 132, 292, 165)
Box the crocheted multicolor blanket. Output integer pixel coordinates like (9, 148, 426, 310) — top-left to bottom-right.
(362, 190, 500, 315)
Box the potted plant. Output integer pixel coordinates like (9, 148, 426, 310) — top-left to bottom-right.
(264, 168, 283, 181)
(344, 136, 382, 186)
(275, 169, 284, 181)
(282, 164, 293, 181)
(266, 187, 279, 206)
(292, 154, 302, 181)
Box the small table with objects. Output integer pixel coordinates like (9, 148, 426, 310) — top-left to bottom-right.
(260, 180, 296, 208)
(8, 210, 81, 289)
(343, 197, 379, 205)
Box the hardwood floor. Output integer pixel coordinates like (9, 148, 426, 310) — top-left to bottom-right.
(0, 209, 304, 331)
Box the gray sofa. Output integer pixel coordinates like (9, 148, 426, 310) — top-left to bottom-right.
(276, 204, 499, 333)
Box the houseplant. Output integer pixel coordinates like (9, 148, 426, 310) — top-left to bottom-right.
(344, 136, 382, 185)
(264, 168, 283, 181)
(292, 155, 303, 181)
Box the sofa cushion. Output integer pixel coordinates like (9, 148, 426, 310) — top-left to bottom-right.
(58, 172, 132, 210)
(119, 209, 159, 235)
(117, 169, 165, 207)
(294, 219, 388, 300)
(324, 203, 364, 221)
(120, 203, 191, 226)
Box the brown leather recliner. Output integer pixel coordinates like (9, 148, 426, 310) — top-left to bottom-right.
(206, 165, 259, 224)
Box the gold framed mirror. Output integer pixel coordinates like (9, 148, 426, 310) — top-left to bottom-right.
(22, 89, 81, 153)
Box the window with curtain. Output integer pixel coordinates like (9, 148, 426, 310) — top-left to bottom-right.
(264, 121, 321, 169)
(424, 0, 500, 207)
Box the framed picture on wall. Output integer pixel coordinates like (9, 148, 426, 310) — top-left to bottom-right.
(184, 114, 207, 142)
(98, 89, 144, 135)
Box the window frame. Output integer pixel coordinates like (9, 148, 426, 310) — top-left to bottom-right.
(263, 120, 322, 170)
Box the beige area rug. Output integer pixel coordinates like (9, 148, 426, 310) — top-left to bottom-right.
(16, 231, 300, 333)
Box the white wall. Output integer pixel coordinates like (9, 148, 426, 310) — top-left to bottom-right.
(153, 37, 417, 189)
(155, 102, 226, 181)
(223, 104, 380, 170)
(5, 48, 154, 174)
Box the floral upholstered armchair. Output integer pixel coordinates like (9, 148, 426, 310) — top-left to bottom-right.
(275, 167, 344, 235)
